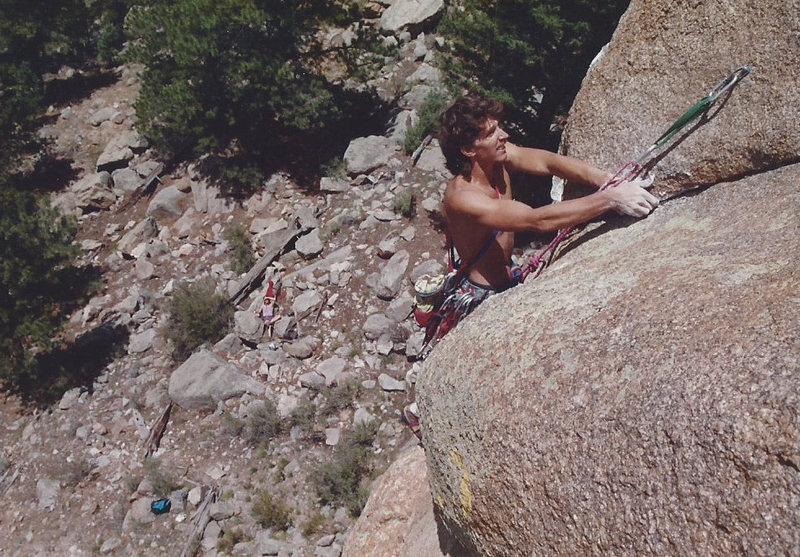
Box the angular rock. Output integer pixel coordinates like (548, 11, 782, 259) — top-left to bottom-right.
(316, 356, 347, 387)
(36, 479, 60, 510)
(168, 349, 264, 410)
(353, 408, 375, 427)
(377, 249, 410, 300)
(96, 130, 146, 172)
(111, 168, 140, 191)
(415, 138, 448, 174)
(296, 228, 324, 259)
(418, 164, 800, 555)
(71, 171, 117, 212)
(134, 258, 155, 280)
(59, 387, 82, 410)
(379, 0, 445, 33)
(292, 290, 324, 319)
(128, 329, 157, 354)
(343, 135, 397, 175)
(386, 295, 415, 322)
(146, 185, 187, 219)
(363, 313, 396, 341)
(320, 176, 349, 193)
(284, 337, 316, 360)
(118, 218, 158, 257)
(377, 373, 405, 392)
(299, 371, 326, 390)
(234, 310, 265, 345)
(325, 427, 341, 446)
(88, 107, 120, 126)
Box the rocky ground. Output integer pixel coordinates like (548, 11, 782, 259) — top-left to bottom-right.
(0, 10, 549, 554)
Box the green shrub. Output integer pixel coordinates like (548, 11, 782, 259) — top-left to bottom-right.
(144, 457, 182, 497)
(289, 396, 317, 436)
(319, 379, 361, 419)
(243, 398, 284, 445)
(223, 224, 256, 275)
(163, 278, 233, 361)
(391, 188, 414, 218)
(217, 527, 248, 553)
(403, 89, 450, 155)
(0, 189, 97, 389)
(312, 421, 378, 517)
(251, 489, 292, 531)
(301, 512, 325, 538)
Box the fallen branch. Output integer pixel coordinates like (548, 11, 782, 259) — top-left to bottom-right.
(143, 401, 173, 461)
(180, 485, 219, 557)
(229, 221, 310, 305)
(115, 162, 164, 213)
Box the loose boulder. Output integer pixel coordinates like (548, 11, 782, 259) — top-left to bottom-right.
(146, 185, 187, 219)
(343, 135, 397, 175)
(168, 349, 264, 410)
(379, 0, 445, 34)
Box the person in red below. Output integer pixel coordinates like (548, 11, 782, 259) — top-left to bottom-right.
(403, 94, 659, 441)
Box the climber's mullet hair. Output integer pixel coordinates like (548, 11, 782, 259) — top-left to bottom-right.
(437, 94, 505, 177)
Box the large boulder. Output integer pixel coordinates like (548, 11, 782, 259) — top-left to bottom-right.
(559, 0, 799, 201)
(168, 349, 264, 410)
(96, 130, 147, 172)
(146, 185, 187, 219)
(417, 163, 800, 555)
(343, 135, 397, 175)
(379, 0, 445, 34)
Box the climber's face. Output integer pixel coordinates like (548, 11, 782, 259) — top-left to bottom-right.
(462, 118, 509, 166)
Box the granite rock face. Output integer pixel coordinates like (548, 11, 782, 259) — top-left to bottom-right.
(342, 445, 469, 557)
(559, 0, 800, 200)
(418, 163, 800, 555)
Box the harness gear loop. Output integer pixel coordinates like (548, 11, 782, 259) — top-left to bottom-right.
(519, 65, 750, 283)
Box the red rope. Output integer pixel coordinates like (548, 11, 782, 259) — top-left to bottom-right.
(519, 160, 643, 283)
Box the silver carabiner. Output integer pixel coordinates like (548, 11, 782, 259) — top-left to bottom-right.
(708, 65, 750, 103)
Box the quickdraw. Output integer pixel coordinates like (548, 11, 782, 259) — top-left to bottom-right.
(520, 65, 751, 282)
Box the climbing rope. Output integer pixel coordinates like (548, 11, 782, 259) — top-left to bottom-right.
(520, 65, 751, 282)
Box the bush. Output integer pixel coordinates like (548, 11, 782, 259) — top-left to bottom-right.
(251, 489, 292, 531)
(391, 188, 414, 218)
(319, 379, 361, 419)
(144, 457, 182, 497)
(125, 0, 375, 159)
(243, 398, 284, 445)
(403, 89, 451, 155)
(289, 396, 317, 437)
(223, 224, 256, 275)
(312, 421, 378, 517)
(163, 278, 233, 360)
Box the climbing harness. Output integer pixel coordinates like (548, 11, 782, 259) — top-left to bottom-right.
(520, 65, 751, 282)
(418, 189, 507, 355)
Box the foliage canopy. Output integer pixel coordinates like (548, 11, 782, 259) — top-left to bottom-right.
(438, 0, 629, 148)
(124, 0, 388, 190)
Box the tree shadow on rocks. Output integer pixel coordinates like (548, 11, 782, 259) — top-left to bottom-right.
(9, 152, 79, 194)
(16, 320, 130, 408)
(194, 87, 391, 199)
(43, 70, 119, 109)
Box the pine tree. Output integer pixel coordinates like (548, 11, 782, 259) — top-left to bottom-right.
(438, 0, 629, 149)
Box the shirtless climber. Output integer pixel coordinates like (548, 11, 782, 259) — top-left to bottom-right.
(439, 93, 659, 299)
(403, 94, 659, 441)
